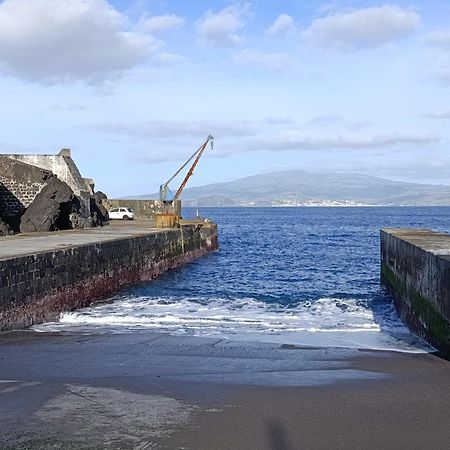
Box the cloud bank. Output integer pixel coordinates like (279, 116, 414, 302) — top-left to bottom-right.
(137, 14, 184, 34)
(302, 6, 421, 49)
(0, 0, 179, 84)
(90, 118, 439, 162)
(195, 3, 251, 47)
(266, 14, 295, 37)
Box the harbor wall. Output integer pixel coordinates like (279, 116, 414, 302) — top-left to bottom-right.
(0, 223, 218, 331)
(380, 228, 450, 356)
(105, 199, 181, 218)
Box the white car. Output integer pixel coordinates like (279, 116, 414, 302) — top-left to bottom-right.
(108, 207, 135, 220)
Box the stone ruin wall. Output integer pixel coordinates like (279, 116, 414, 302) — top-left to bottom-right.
(0, 157, 51, 219)
(7, 150, 92, 217)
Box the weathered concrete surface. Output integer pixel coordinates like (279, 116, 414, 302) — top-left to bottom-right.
(0, 220, 218, 331)
(381, 228, 450, 356)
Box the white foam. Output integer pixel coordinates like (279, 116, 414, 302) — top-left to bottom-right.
(33, 296, 432, 353)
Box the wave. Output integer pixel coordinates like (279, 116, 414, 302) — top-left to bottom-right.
(32, 296, 431, 352)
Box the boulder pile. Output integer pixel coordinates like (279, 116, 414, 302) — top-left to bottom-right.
(20, 177, 80, 233)
(90, 191, 109, 226)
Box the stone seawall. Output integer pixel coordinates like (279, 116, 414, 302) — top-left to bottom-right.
(381, 228, 450, 356)
(105, 199, 182, 218)
(0, 223, 218, 331)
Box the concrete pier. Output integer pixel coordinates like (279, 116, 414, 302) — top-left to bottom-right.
(0, 220, 218, 331)
(380, 228, 450, 356)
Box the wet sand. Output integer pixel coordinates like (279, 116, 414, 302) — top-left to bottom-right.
(1, 331, 450, 449)
(168, 352, 450, 450)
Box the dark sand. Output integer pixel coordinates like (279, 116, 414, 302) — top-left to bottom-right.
(1, 331, 450, 449)
(168, 352, 450, 450)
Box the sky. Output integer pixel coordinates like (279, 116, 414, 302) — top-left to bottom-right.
(0, 0, 450, 197)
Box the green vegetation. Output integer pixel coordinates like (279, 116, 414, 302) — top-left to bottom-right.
(382, 263, 450, 354)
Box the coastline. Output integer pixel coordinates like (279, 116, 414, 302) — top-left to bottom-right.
(1, 330, 449, 449)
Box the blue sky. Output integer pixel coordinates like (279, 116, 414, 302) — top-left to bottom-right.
(0, 0, 449, 197)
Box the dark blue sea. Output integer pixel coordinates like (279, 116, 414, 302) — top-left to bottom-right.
(36, 207, 450, 352)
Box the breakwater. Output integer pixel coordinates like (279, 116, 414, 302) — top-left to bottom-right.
(381, 228, 450, 356)
(105, 199, 181, 218)
(0, 222, 218, 331)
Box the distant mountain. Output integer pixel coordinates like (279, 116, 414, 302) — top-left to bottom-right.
(133, 171, 450, 206)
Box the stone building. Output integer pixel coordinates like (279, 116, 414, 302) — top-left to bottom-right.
(0, 149, 94, 228)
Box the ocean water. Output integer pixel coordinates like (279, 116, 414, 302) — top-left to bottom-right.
(34, 207, 450, 352)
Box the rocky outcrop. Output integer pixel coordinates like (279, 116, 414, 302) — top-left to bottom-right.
(20, 177, 80, 233)
(90, 191, 109, 225)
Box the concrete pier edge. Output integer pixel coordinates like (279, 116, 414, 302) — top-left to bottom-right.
(0, 222, 218, 331)
(380, 228, 450, 357)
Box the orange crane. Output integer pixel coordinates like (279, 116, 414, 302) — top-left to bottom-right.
(157, 135, 214, 227)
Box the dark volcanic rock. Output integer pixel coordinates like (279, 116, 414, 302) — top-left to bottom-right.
(0, 216, 13, 236)
(3, 213, 22, 233)
(20, 177, 80, 233)
(92, 191, 107, 202)
(90, 191, 109, 225)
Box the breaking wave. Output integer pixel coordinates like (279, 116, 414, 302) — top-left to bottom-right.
(34, 295, 430, 352)
(34, 207, 448, 353)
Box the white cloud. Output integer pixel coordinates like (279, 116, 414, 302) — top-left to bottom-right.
(0, 0, 161, 84)
(426, 30, 450, 49)
(302, 6, 421, 49)
(428, 58, 450, 86)
(265, 117, 294, 125)
(304, 115, 372, 131)
(149, 52, 186, 67)
(245, 132, 439, 152)
(426, 30, 450, 85)
(266, 14, 295, 37)
(49, 103, 86, 111)
(233, 49, 293, 71)
(90, 118, 440, 163)
(91, 119, 261, 139)
(195, 3, 251, 47)
(425, 109, 450, 119)
(137, 14, 185, 34)
(304, 114, 342, 128)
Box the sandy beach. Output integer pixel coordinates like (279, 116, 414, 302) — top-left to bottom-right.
(1, 330, 450, 449)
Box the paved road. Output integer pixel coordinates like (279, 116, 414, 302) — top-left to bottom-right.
(0, 220, 161, 261)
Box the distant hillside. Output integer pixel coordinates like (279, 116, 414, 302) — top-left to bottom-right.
(133, 171, 450, 206)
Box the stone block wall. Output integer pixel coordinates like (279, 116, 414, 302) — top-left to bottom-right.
(0, 157, 51, 218)
(105, 199, 182, 218)
(0, 223, 218, 331)
(381, 228, 450, 356)
(7, 150, 92, 217)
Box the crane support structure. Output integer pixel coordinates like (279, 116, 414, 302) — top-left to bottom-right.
(157, 135, 214, 228)
(159, 135, 214, 204)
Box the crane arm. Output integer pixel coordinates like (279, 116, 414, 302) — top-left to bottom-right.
(160, 135, 214, 202)
(174, 137, 211, 200)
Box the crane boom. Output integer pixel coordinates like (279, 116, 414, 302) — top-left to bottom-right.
(174, 136, 213, 200)
(159, 135, 214, 203)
